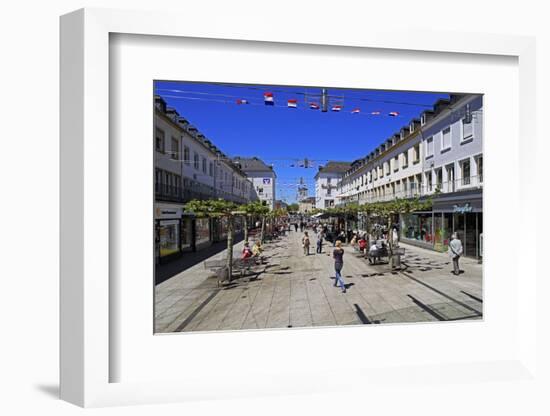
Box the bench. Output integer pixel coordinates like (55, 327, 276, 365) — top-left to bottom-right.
(204, 257, 263, 286)
(366, 245, 405, 265)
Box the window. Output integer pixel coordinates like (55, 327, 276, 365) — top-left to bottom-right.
(327, 188, 331, 196)
(426, 170, 433, 191)
(155, 128, 165, 153)
(393, 156, 399, 172)
(183, 146, 190, 164)
(202, 157, 207, 173)
(413, 144, 420, 163)
(327, 177, 332, 185)
(462, 117, 473, 141)
(402, 151, 408, 168)
(476, 155, 483, 183)
(193, 153, 199, 170)
(442, 127, 451, 150)
(435, 168, 443, 190)
(426, 137, 434, 157)
(209, 162, 213, 177)
(171, 137, 178, 160)
(461, 159, 471, 185)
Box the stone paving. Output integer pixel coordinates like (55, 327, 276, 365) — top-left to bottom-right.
(154, 229, 483, 333)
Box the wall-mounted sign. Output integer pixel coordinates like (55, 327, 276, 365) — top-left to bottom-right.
(453, 203, 473, 213)
(156, 205, 183, 218)
(262, 178, 271, 185)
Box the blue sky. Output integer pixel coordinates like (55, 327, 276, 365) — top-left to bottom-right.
(155, 81, 448, 203)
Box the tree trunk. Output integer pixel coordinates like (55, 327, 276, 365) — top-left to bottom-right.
(260, 216, 266, 244)
(344, 214, 349, 244)
(244, 215, 249, 243)
(388, 216, 394, 268)
(226, 216, 234, 282)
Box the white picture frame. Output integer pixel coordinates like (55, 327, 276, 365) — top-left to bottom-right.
(60, 7, 540, 408)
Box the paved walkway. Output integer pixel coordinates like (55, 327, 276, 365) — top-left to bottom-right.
(155, 229, 483, 333)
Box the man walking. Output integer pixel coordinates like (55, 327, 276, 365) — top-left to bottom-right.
(316, 230, 323, 254)
(448, 232, 463, 275)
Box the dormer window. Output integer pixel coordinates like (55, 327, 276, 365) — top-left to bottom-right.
(410, 123, 415, 133)
(400, 130, 406, 140)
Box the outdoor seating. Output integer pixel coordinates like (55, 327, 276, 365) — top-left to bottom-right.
(204, 256, 263, 286)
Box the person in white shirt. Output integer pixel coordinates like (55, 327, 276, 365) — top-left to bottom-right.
(448, 232, 463, 275)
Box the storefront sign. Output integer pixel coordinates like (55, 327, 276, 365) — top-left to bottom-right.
(155, 205, 183, 219)
(262, 178, 271, 185)
(453, 203, 473, 213)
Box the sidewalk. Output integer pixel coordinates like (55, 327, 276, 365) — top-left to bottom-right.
(154, 228, 483, 333)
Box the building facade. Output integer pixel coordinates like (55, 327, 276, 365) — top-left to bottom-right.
(233, 157, 277, 210)
(298, 196, 316, 214)
(335, 94, 483, 258)
(314, 161, 351, 209)
(154, 96, 258, 264)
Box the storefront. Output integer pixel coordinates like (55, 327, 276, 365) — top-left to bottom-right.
(155, 204, 193, 264)
(400, 191, 483, 259)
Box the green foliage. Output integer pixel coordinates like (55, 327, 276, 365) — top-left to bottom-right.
(184, 198, 240, 218)
(241, 200, 270, 217)
(287, 203, 299, 213)
(358, 196, 433, 218)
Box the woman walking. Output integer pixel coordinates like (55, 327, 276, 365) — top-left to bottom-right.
(333, 241, 346, 293)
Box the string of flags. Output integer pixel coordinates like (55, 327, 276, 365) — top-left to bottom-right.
(257, 91, 400, 116)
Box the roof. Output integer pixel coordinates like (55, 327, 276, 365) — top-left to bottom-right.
(314, 161, 352, 179)
(232, 157, 275, 174)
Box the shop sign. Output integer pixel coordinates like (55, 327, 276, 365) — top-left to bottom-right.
(156, 206, 183, 218)
(262, 178, 271, 185)
(453, 203, 473, 213)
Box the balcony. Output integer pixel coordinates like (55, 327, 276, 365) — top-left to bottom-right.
(155, 183, 253, 205)
(353, 174, 482, 204)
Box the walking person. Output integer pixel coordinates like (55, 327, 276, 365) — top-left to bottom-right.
(316, 230, 323, 254)
(294, 222, 298, 232)
(448, 232, 463, 275)
(333, 241, 346, 293)
(302, 231, 310, 256)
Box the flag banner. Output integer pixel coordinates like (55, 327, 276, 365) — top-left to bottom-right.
(287, 99, 298, 108)
(236, 99, 249, 105)
(351, 108, 360, 114)
(371, 111, 381, 115)
(388, 111, 399, 117)
(331, 105, 343, 112)
(264, 92, 274, 105)
(309, 103, 320, 110)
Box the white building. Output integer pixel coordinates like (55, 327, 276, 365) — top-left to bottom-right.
(233, 157, 277, 210)
(314, 161, 351, 209)
(335, 93, 483, 258)
(154, 96, 257, 263)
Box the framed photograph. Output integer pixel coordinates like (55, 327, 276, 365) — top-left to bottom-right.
(60, 7, 538, 408)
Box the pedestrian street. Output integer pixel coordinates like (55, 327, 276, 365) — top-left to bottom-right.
(155, 228, 483, 333)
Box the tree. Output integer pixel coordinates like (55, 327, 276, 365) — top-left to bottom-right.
(287, 203, 299, 213)
(184, 199, 241, 282)
(241, 201, 270, 243)
(361, 197, 433, 268)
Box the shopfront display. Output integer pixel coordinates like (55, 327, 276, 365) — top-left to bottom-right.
(159, 219, 180, 257)
(195, 218, 211, 246)
(401, 212, 433, 245)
